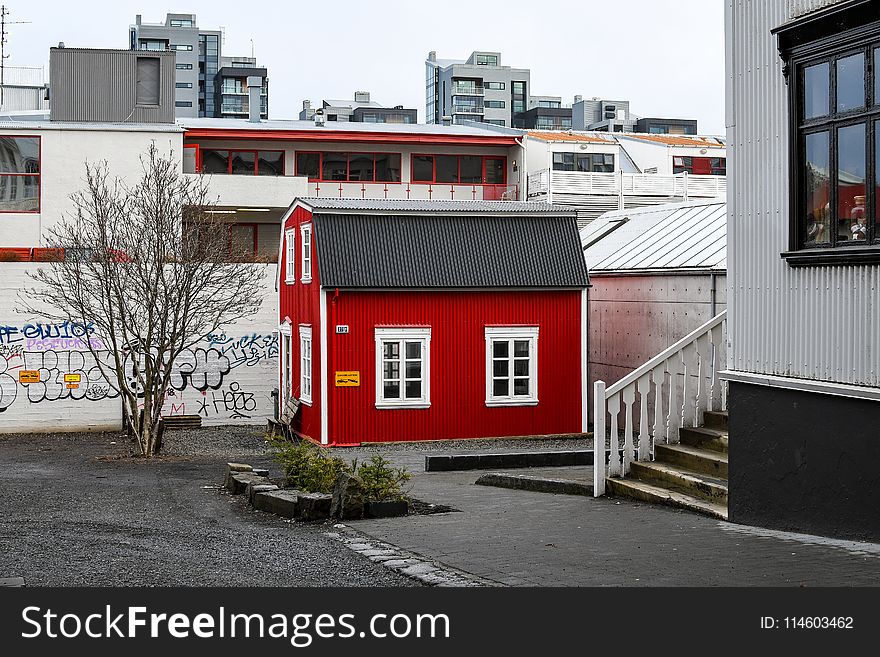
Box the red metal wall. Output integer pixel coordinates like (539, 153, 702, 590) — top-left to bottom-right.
(279, 205, 323, 442)
(326, 289, 584, 445)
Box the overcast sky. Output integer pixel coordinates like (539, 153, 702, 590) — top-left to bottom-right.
(12, 0, 725, 133)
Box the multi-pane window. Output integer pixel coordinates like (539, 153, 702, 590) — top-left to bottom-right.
(784, 26, 880, 257)
(411, 154, 506, 184)
(200, 149, 284, 175)
(552, 152, 614, 173)
(0, 136, 40, 213)
(374, 328, 431, 408)
(672, 156, 726, 176)
(475, 54, 498, 66)
(485, 100, 506, 109)
(284, 229, 296, 283)
(485, 81, 505, 90)
(176, 63, 193, 70)
(300, 224, 312, 283)
(295, 152, 401, 182)
(299, 325, 312, 405)
(485, 327, 538, 406)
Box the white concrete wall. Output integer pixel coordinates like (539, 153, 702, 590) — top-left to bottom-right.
(0, 126, 183, 248)
(0, 263, 279, 433)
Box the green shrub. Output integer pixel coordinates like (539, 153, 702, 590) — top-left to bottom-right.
(268, 435, 351, 493)
(356, 454, 411, 501)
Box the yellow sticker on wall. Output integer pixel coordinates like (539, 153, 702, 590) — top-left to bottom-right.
(18, 370, 40, 384)
(335, 371, 360, 387)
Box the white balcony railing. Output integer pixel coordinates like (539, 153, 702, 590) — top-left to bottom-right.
(593, 311, 727, 497)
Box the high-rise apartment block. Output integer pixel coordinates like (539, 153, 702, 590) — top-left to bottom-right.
(129, 13, 268, 119)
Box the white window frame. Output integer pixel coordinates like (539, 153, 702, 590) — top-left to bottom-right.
(299, 324, 313, 405)
(278, 322, 292, 403)
(300, 223, 312, 283)
(374, 327, 431, 409)
(284, 228, 296, 284)
(485, 326, 539, 407)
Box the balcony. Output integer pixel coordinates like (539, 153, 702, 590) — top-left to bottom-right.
(452, 104, 484, 115)
(184, 173, 310, 208)
(299, 181, 519, 202)
(452, 83, 484, 96)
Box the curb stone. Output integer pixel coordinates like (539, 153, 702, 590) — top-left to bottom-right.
(324, 524, 502, 588)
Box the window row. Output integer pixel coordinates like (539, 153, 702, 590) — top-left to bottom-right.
(552, 152, 614, 173)
(201, 149, 284, 176)
(295, 152, 402, 183)
(284, 224, 312, 284)
(411, 154, 506, 185)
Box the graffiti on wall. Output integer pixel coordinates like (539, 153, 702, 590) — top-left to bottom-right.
(0, 320, 278, 422)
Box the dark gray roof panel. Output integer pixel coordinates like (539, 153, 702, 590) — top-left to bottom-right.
(313, 213, 589, 289)
(299, 198, 570, 215)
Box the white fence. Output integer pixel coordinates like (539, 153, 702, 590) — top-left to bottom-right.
(592, 311, 727, 496)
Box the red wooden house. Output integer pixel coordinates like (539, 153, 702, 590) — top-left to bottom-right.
(278, 198, 590, 445)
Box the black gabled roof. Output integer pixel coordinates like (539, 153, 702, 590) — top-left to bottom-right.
(311, 210, 590, 289)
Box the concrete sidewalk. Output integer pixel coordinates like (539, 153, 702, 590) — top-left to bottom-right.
(343, 448, 880, 586)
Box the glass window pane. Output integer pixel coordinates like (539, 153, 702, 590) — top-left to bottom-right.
(375, 153, 401, 182)
(296, 152, 320, 178)
(493, 340, 508, 358)
(405, 341, 420, 359)
(257, 151, 283, 176)
(384, 382, 400, 399)
(201, 149, 229, 174)
(804, 131, 830, 245)
(484, 158, 505, 184)
(405, 380, 421, 399)
(493, 359, 508, 377)
(230, 151, 256, 175)
(412, 155, 434, 182)
(837, 123, 867, 242)
(513, 340, 529, 357)
(405, 360, 421, 379)
(383, 342, 399, 359)
(383, 360, 399, 380)
(513, 359, 529, 377)
(876, 123, 880, 231)
(803, 62, 830, 119)
(0, 176, 39, 212)
(493, 379, 508, 397)
(0, 137, 39, 173)
(459, 156, 482, 184)
(513, 379, 530, 396)
(322, 152, 348, 181)
(875, 49, 880, 106)
(836, 53, 865, 113)
(348, 153, 374, 181)
(435, 155, 458, 183)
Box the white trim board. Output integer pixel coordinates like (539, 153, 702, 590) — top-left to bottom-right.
(719, 370, 880, 403)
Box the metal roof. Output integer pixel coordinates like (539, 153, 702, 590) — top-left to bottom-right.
(581, 199, 726, 272)
(179, 116, 507, 137)
(0, 119, 183, 132)
(313, 212, 589, 289)
(298, 198, 571, 215)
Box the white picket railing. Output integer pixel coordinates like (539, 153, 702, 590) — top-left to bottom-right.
(527, 169, 727, 203)
(593, 311, 727, 497)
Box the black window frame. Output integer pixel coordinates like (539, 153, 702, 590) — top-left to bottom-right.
(777, 4, 880, 265)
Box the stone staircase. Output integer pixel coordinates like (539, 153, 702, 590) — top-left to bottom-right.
(606, 410, 728, 520)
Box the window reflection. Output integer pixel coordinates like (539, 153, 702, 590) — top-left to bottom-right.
(804, 62, 829, 119)
(804, 131, 830, 245)
(837, 123, 866, 241)
(837, 53, 865, 113)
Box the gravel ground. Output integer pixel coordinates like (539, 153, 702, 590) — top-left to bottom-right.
(0, 427, 415, 587)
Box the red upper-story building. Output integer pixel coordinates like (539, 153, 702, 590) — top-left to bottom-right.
(277, 198, 590, 445)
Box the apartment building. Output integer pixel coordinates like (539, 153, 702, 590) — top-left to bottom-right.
(299, 91, 416, 124)
(572, 96, 698, 134)
(426, 50, 530, 127)
(129, 13, 268, 119)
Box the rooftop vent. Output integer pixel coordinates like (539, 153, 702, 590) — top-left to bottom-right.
(314, 108, 326, 127)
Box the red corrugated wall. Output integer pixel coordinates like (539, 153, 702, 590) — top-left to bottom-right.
(280, 205, 323, 443)
(326, 289, 584, 445)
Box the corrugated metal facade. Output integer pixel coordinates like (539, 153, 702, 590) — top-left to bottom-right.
(49, 48, 175, 124)
(726, 0, 880, 387)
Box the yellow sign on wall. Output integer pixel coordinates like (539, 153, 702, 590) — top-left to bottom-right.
(63, 373, 82, 383)
(335, 371, 360, 387)
(18, 370, 40, 384)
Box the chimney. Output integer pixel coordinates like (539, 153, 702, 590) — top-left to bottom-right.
(574, 94, 582, 103)
(302, 99, 311, 110)
(57, 42, 65, 48)
(428, 51, 436, 62)
(314, 108, 326, 127)
(354, 91, 370, 103)
(441, 115, 452, 126)
(246, 76, 262, 123)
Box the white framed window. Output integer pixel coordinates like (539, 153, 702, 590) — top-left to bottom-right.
(301, 223, 312, 283)
(284, 228, 296, 283)
(278, 322, 292, 403)
(485, 326, 538, 406)
(299, 325, 312, 405)
(374, 327, 431, 409)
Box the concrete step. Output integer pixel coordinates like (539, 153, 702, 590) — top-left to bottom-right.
(655, 443, 728, 479)
(629, 460, 728, 505)
(679, 426, 728, 454)
(702, 410, 728, 431)
(606, 477, 728, 521)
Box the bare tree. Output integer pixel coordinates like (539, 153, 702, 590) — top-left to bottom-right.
(22, 144, 265, 455)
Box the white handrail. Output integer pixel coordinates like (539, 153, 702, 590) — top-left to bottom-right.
(605, 311, 726, 397)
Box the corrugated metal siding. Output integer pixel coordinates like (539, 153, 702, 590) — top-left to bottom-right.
(49, 48, 175, 124)
(280, 206, 324, 442)
(727, 0, 880, 387)
(313, 213, 589, 288)
(327, 290, 584, 444)
(787, 0, 843, 19)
